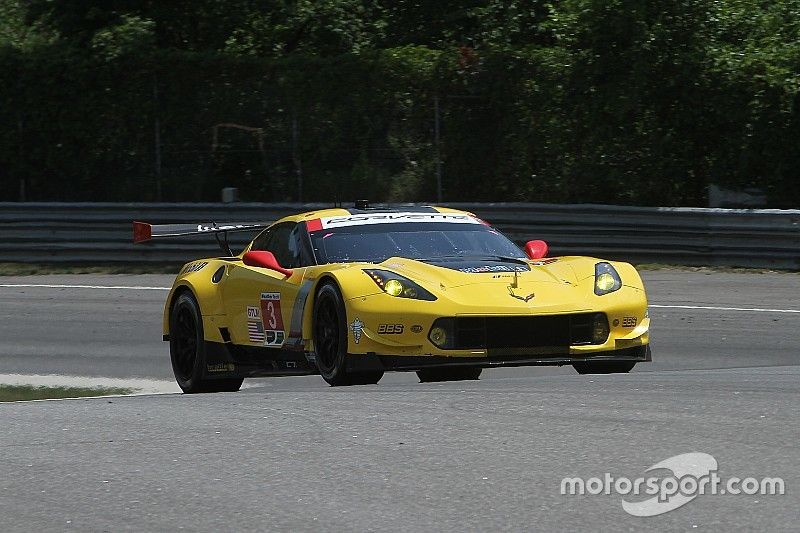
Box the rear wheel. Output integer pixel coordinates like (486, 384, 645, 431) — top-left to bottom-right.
(572, 361, 636, 375)
(417, 367, 482, 383)
(169, 292, 243, 393)
(313, 282, 383, 386)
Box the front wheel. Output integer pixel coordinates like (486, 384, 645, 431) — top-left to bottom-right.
(313, 282, 383, 386)
(169, 292, 243, 393)
(417, 367, 482, 383)
(572, 361, 636, 375)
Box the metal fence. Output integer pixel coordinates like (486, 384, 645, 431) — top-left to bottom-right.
(1, 202, 798, 268)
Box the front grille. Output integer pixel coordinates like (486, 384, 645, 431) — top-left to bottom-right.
(449, 313, 601, 350)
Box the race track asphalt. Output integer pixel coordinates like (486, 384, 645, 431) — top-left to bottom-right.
(0, 270, 798, 531)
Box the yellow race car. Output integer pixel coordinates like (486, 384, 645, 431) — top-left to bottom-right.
(134, 203, 650, 392)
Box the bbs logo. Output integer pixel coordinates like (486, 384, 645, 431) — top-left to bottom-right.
(378, 324, 404, 334)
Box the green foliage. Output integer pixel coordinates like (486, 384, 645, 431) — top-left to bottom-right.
(1, 0, 799, 205)
(90, 14, 155, 60)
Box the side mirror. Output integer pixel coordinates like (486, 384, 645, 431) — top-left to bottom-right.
(242, 251, 293, 277)
(524, 240, 549, 260)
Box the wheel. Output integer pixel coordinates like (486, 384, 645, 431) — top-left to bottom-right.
(417, 367, 482, 383)
(572, 361, 636, 375)
(313, 282, 383, 386)
(169, 292, 243, 393)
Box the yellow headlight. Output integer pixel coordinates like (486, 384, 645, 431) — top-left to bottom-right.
(595, 272, 616, 292)
(384, 279, 403, 296)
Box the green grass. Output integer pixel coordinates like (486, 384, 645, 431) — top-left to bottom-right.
(0, 384, 136, 402)
(0, 262, 181, 276)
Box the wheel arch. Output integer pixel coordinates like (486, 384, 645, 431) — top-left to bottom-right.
(163, 283, 199, 339)
(303, 273, 346, 349)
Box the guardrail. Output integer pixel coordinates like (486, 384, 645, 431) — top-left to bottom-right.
(1, 202, 798, 268)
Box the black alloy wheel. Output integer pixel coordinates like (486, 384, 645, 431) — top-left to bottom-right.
(169, 292, 243, 393)
(313, 282, 383, 386)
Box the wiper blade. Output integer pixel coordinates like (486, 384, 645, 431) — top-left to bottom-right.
(422, 254, 529, 265)
(487, 255, 529, 265)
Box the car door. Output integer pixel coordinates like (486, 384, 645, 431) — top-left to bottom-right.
(221, 222, 312, 349)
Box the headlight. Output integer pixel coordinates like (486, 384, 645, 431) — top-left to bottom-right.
(363, 269, 437, 301)
(594, 262, 622, 295)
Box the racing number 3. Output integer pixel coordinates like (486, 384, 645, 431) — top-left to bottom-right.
(265, 301, 278, 329)
(260, 292, 285, 332)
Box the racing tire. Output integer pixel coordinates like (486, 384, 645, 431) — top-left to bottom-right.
(313, 282, 383, 386)
(169, 292, 243, 393)
(572, 361, 636, 375)
(417, 367, 482, 383)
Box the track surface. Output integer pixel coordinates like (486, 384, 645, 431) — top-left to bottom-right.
(1, 271, 799, 530)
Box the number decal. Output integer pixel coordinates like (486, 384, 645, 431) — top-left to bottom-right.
(259, 292, 285, 347)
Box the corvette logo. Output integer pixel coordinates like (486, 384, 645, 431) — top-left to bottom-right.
(507, 269, 534, 301)
(507, 286, 535, 302)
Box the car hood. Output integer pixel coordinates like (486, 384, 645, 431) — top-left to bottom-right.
(374, 256, 593, 313)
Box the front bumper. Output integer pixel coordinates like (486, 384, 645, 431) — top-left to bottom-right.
(344, 290, 650, 359)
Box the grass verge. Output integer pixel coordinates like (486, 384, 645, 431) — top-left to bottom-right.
(0, 384, 135, 402)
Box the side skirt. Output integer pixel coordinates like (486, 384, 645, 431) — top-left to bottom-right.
(202, 341, 319, 379)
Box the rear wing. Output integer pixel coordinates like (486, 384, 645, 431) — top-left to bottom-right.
(133, 221, 270, 255)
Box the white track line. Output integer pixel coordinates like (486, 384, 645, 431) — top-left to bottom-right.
(1, 284, 799, 314)
(649, 304, 800, 314)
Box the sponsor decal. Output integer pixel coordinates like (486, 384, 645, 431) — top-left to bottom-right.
(207, 363, 235, 373)
(260, 292, 286, 347)
(196, 223, 258, 233)
(377, 324, 404, 334)
(247, 306, 261, 319)
(459, 264, 523, 273)
(350, 318, 364, 344)
(181, 261, 208, 274)
(316, 212, 482, 229)
(410, 325, 423, 333)
(266, 329, 286, 346)
(622, 316, 637, 327)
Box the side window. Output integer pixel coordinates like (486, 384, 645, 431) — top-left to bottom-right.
(251, 223, 299, 268)
(251, 228, 273, 252)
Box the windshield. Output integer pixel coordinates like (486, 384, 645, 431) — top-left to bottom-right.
(309, 221, 525, 264)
